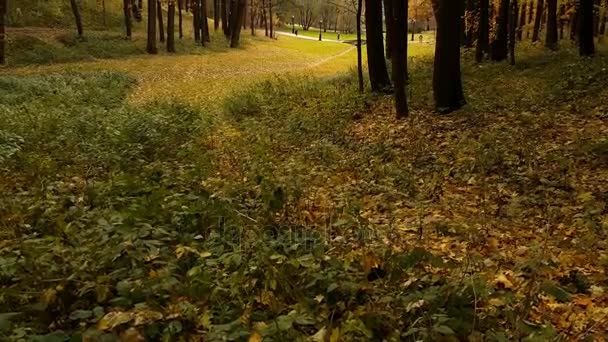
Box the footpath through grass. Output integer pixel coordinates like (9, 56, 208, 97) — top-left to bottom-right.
(1, 33, 607, 341)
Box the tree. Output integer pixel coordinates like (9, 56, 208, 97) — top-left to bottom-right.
(158, 0, 165, 43)
(365, 0, 391, 92)
(223, 0, 230, 37)
(123, 0, 133, 38)
(384, 0, 394, 59)
(178, 0, 184, 38)
(230, 0, 247, 47)
(202, 0, 211, 42)
(491, 0, 510, 61)
(476, 0, 490, 62)
(0, 0, 5, 65)
(432, 0, 466, 113)
(517, 0, 527, 40)
(147, 0, 158, 54)
(194, 0, 201, 41)
(545, 0, 557, 49)
(527, 0, 534, 38)
(579, 0, 595, 56)
(70, 0, 84, 37)
(356, 0, 364, 93)
(532, 0, 544, 42)
(168, 0, 176, 51)
(391, 0, 408, 118)
(215, 0, 220, 30)
(509, 0, 518, 65)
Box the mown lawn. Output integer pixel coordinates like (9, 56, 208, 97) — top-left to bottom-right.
(1, 33, 608, 341)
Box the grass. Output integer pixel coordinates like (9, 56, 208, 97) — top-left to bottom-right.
(2, 31, 608, 341)
(277, 25, 362, 41)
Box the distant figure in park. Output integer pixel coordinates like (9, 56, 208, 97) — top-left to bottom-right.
(337, 34, 341, 40)
(419, 34, 423, 43)
(295, 30, 298, 36)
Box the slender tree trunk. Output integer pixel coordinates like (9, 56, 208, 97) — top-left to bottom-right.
(527, 0, 534, 38)
(263, 0, 268, 36)
(202, 0, 210, 42)
(571, 3, 579, 41)
(545, 0, 557, 49)
(124, 0, 132, 38)
(476, 0, 490, 62)
(194, 0, 201, 41)
(168, 0, 176, 51)
(432, 0, 466, 113)
(158, 0, 165, 42)
(365, 0, 391, 92)
(178, 0, 183, 38)
(250, 2, 256, 35)
(214, 0, 220, 30)
(532, 0, 544, 41)
(70, 0, 84, 37)
(465, 0, 475, 47)
(594, 0, 600, 36)
(357, 0, 364, 93)
(230, 0, 246, 47)
(558, 4, 565, 39)
(517, 1, 526, 40)
(268, 0, 273, 38)
(600, 7, 607, 36)
(223, 0, 230, 37)
(0, 0, 5, 65)
(509, 0, 518, 65)
(579, 0, 595, 56)
(392, 0, 408, 118)
(491, 0, 510, 61)
(384, 0, 394, 59)
(147, 0, 158, 53)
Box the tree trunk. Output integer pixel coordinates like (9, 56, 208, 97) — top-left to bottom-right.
(527, 0, 534, 38)
(263, 0, 268, 36)
(202, 0, 210, 42)
(579, 0, 595, 56)
(268, 0, 273, 38)
(124, 0, 132, 38)
(194, 0, 201, 41)
(357, 0, 364, 93)
(384, 0, 394, 59)
(532, 0, 543, 41)
(465, 0, 475, 47)
(432, 0, 466, 113)
(0, 0, 5, 65)
(545, 0, 557, 49)
(571, 3, 579, 41)
(223, 0, 230, 37)
(365, 0, 391, 92)
(476, 0, 490, 62)
(391, 0, 408, 118)
(517, 0, 526, 40)
(178, 0, 183, 38)
(168, 0, 176, 51)
(491, 0, 510, 61)
(230, 0, 246, 47)
(594, 0, 600, 36)
(70, 0, 84, 37)
(147, 0, 158, 53)
(509, 0, 518, 65)
(558, 4, 565, 39)
(250, 2, 256, 35)
(158, 0, 165, 42)
(214, 0, 220, 30)
(600, 6, 607, 36)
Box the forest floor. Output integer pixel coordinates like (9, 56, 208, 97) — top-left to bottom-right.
(1, 29, 608, 341)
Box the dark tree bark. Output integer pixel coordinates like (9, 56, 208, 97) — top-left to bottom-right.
(124, 0, 132, 38)
(527, 0, 534, 38)
(263, 0, 268, 36)
(571, 3, 579, 41)
(70, 0, 84, 37)
(202, 0, 210, 42)
(0, 0, 5, 65)
(229, 0, 246, 47)
(509, 0, 518, 65)
(214, 0, 220, 30)
(356, 0, 364, 93)
(464, 0, 476, 47)
(600, 5, 607, 36)
(432, 0, 466, 113)
(168, 0, 176, 52)
(158, 0, 165, 42)
(250, 2, 256, 35)
(545, 0, 557, 49)
(517, 0, 526, 40)
(476, 0, 490, 62)
(384, 0, 394, 59)
(558, 4, 565, 39)
(223, 0, 230, 37)
(268, 0, 273, 38)
(594, 0, 600, 36)
(532, 0, 543, 41)
(491, 0, 510, 61)
(365, 0, 391, 92)
(194, 0, 201, 41)
(391, 0, 408, 118)
(178, 0, 184, 38)
(579, 0, 595, 56)
(147, 0, 158, 53)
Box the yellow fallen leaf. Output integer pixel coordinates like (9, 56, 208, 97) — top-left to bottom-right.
(494, 273, 514, 290)
(97, 311, 133, 330)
